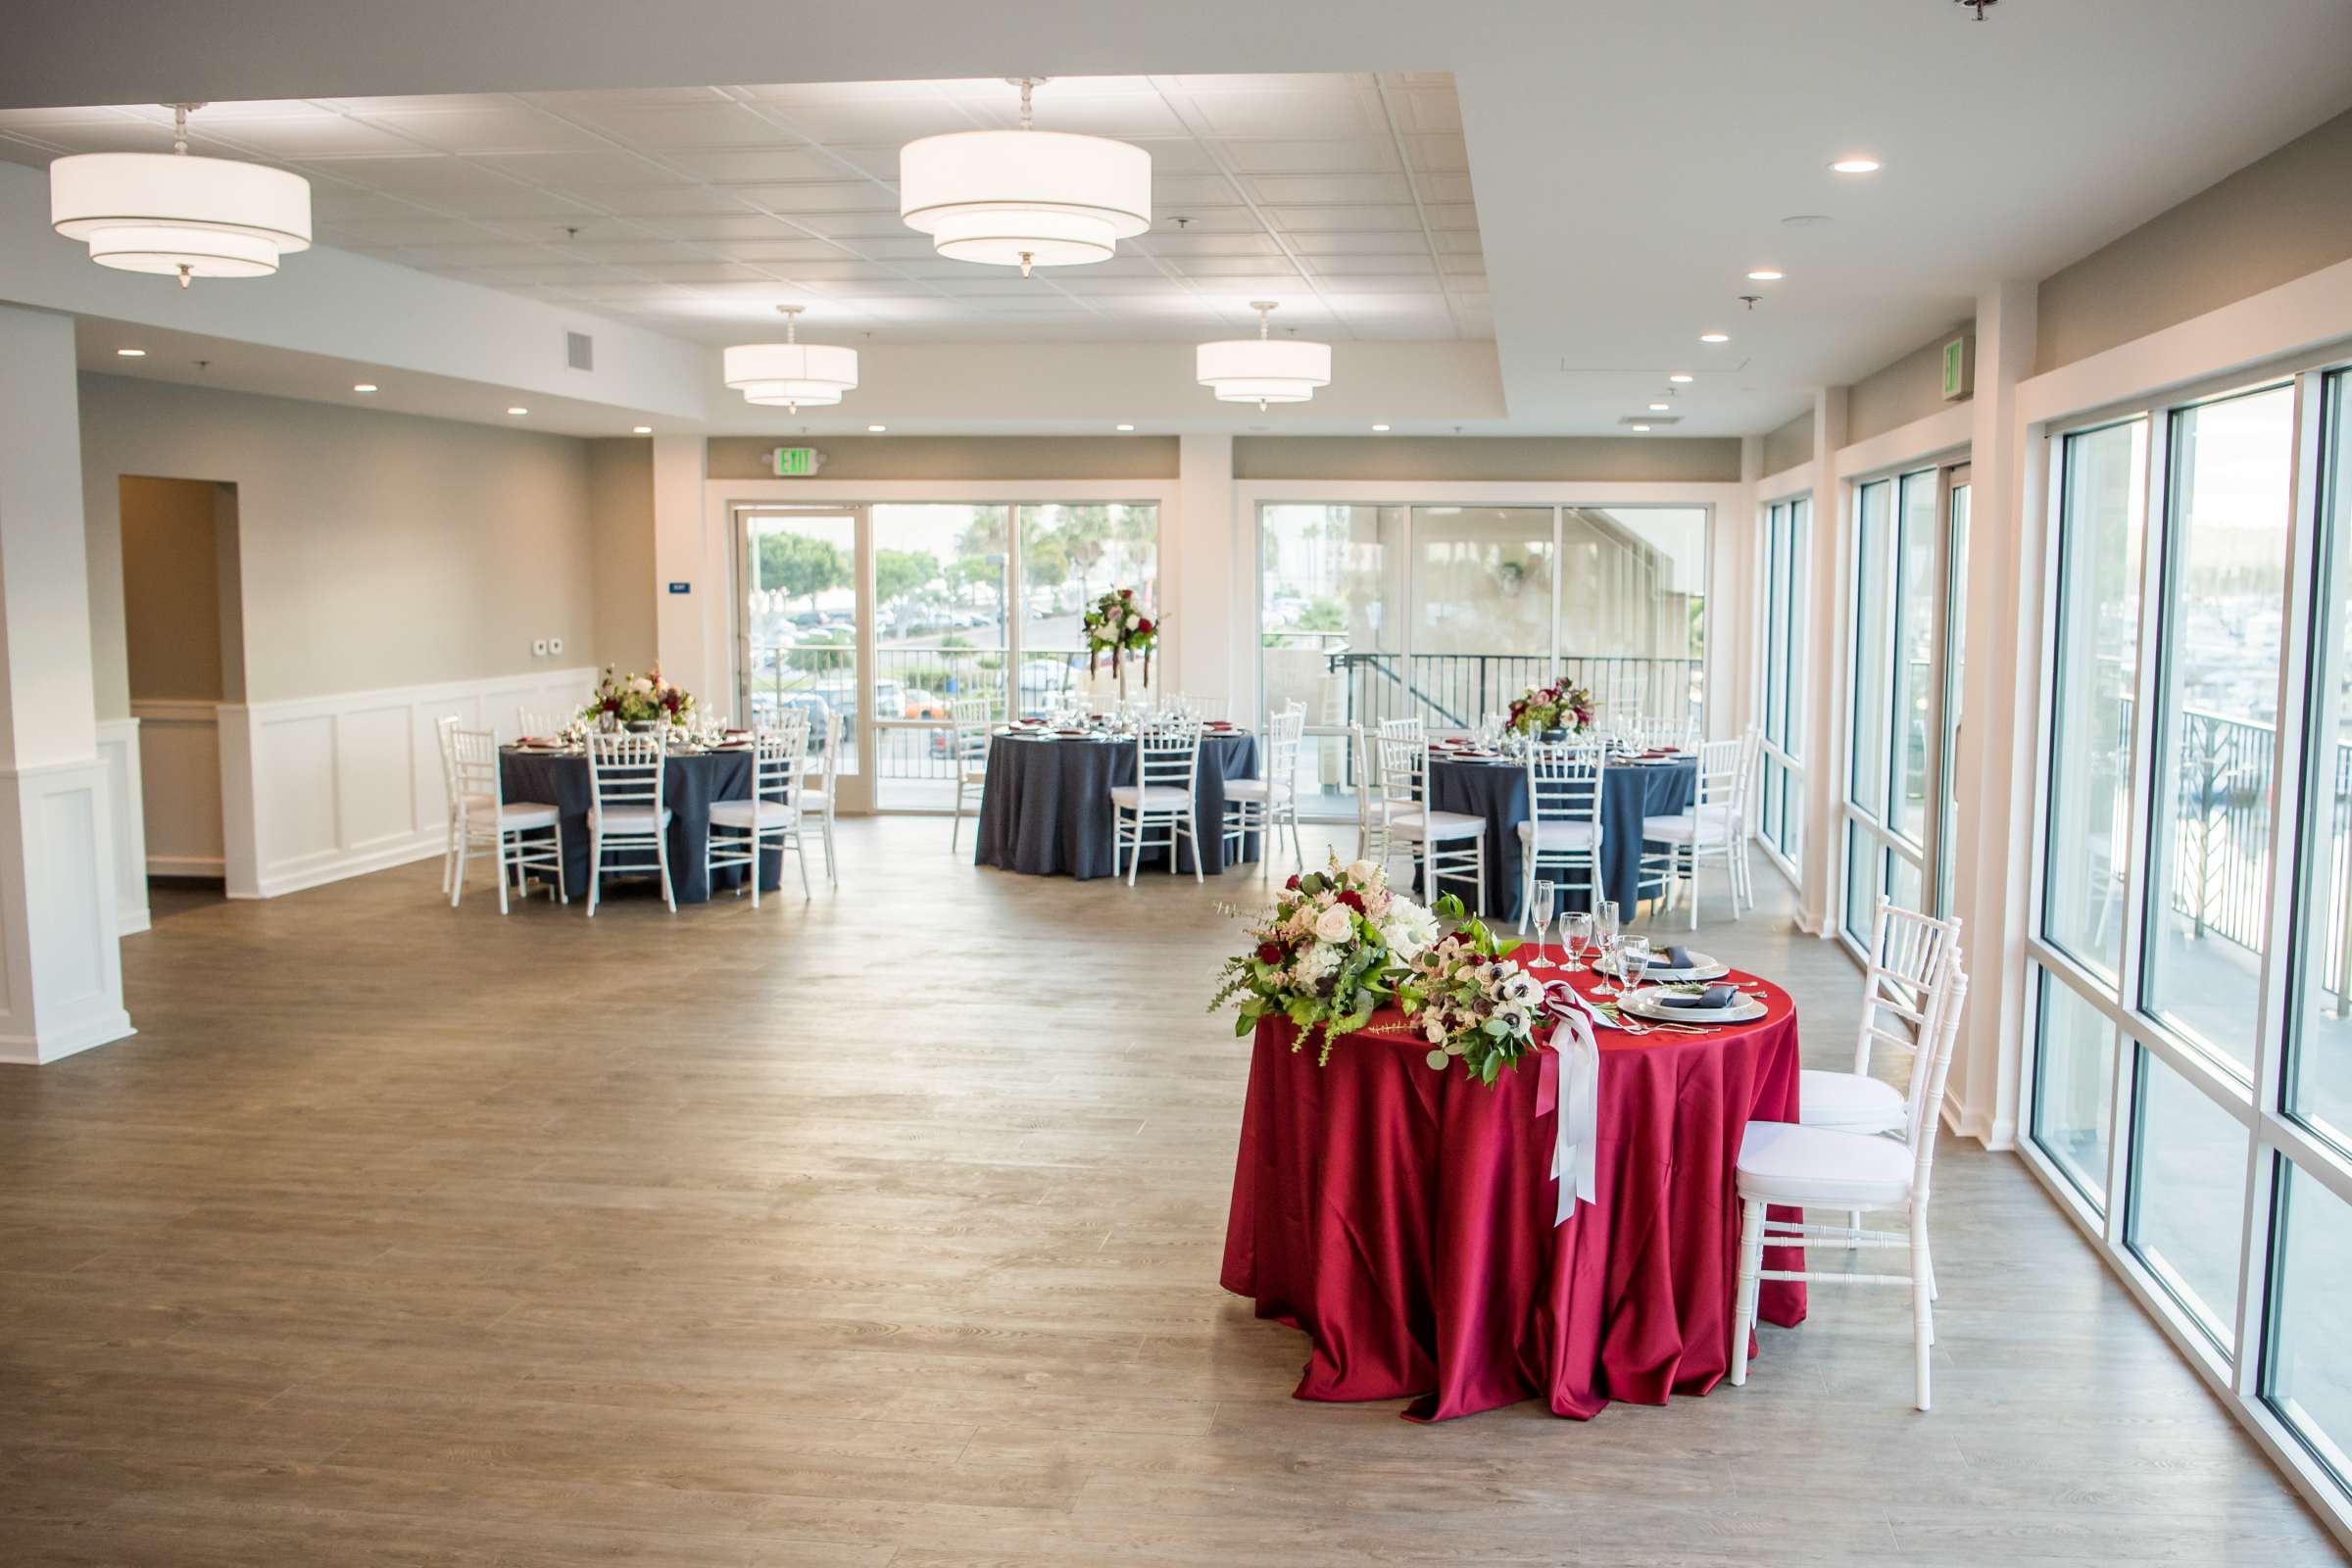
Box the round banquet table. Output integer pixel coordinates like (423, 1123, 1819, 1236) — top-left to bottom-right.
(1427, 753, 1696, 922)
(498, 746, 783, 904)
(973, 728, 1260, 879)
(1219, 955, 1806, 1422)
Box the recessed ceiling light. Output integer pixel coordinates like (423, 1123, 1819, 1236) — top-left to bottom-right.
(1631, 424, 1652, 433)
(115, 347, 145, 357)
(866, 423, 888, 432)
(1830, 157, 1881, 174)
(632, 425, 652, 434)
(1745, 269, 1785, 281)
(1114, 422, 1135, 432)
(507, 407, 528, 416)
(352, 382, 377, 393)
(1648, 402, 1671, 412)
(1668, 372, 1694, 383)
(1699, 332, 1730, 344)
(1371, 423, 1391, 432)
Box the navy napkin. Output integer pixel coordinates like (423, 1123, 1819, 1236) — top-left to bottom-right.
(1656, 984, 1737, 1009)
(1664, 945, 1695, 970)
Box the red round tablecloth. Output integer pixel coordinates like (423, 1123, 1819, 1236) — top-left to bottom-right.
(1218, 959, 1807, 1420)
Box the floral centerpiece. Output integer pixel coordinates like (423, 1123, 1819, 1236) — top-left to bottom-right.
(583, 665, 696, 732)
(1391, 894, 1545, 1083)
(1209, 857, 1439, 1064)
(1084, 587, 1158, 695)
(1506, 679, 1595, 740)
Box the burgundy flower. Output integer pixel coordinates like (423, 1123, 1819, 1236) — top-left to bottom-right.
(1337, 890, 1365, 912)
(1136, 618, 1154, 635)
(1286, 873, 1301, 891)
(1255, 942, 1285, 964)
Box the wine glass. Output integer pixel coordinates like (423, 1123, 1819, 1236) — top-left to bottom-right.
(1618, 934, 1653, 1004)
(1595, 900, 1620, 966)
(1560, 909, 1593, 973)
(1527, 882, 1556, 969)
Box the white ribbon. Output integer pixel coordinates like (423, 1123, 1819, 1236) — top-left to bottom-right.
(1548, 995, 1602, 1226)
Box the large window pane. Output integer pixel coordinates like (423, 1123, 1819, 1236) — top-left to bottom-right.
(2142, 386, 2295, 1074)
(1849, 478, 1895, 820)
(1559, 506, 1707, 726)
(1018, 504, 1157, 710)
(743, 510, 862, 780)
(872, 505, 1008, 808)
(1843, 820, 1881, 945)
(1410, 507, 1555, 728)
(2265, 1164, 2352, 1484)
(2044, 419, 2150, 982)
(2291, 371, 2352, 1152)
(1939, 483, 1971, 915)
(2126, 1049, 2250, 1349)
(1260, 504, 1405, 821)
(1764, 502, 1788, 748)
(1892, 469, 1941, 847)
(2032, 964, 2116, 1206)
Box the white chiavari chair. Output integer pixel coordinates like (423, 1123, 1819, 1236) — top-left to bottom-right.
(1731, 946, 1969, 1410)
(1224, 701, 1305, 874)
(434, 714, 476, 895)
(585, 730, 674, 916)
(1351, 723, 1392, 863)
(708, 714, 810, 906)
(448, 727, 564, 914)
(1640, 737, 1748, 928)
(949, 694, 993, 853)
(1375, 726, 1486, 914)
(1112, 712, 1204, 886)
(514, 707, 570, 741)
(1801, 903, 1963, 1140)
(1518, 741, 1604, 931)
(797, 701, 840, 884)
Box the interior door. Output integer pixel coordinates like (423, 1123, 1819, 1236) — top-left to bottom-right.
(737, 505, 874, 813)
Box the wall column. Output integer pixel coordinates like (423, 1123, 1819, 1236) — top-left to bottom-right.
(0, 305, 131, 1063)
(1796, 386, 1848, 935)
(651, 436, 723, 705)
(1174, 434, 1240, 713)
(1947, 278, 2038, 1149)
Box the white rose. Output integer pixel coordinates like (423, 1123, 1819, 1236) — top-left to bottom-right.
(1381, 901, 1439, 960)
(628, 676, 654, 694)
(1313, 906, 1354, 943)
(1344, 859, 1381, 885)
(1423, 1017, 1446, 1045)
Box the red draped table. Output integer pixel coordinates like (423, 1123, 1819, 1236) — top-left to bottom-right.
(1219, 959, 1806, 1420)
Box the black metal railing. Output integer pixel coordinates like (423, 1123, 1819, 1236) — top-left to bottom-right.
(1326, 651, 1703, 734)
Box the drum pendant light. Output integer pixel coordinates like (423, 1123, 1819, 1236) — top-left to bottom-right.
(49, 103, 312, 287)
(899, 77, 1152, 276)
(1196, 301, 1333, 410)
(723, 306, 860, 413)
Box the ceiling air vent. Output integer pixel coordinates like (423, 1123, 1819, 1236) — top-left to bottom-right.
(565, 330, 594, 371)
(1618, 414, 1681, 427)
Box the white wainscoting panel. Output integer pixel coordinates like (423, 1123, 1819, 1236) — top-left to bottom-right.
(94, 718, 148, 935)
(130, 701, 224, 880)
(230, 667, 596, 900)
(0, 759, 132, 1064)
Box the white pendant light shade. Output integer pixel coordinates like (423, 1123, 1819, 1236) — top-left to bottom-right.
(50, 111, 311, 286)
(1197, 302, 1332, 406)
(898, 79, 1149, 273)
(723, 308, 858, 412)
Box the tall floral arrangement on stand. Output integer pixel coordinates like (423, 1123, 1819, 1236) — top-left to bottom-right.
(1209, 857, 1439, 1064)
(1506, 678, 1595, 739)
(582, 665, 696, 731)
(1084, 587, 1158, 699)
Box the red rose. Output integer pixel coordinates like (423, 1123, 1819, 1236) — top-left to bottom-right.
(1285, 873, 1301, 890)
(1120, 587, 1134, 599)
(1255, 942, 1284, 964)
(1136, 618, 1153, 635)
(1338, 890, 1365, 912)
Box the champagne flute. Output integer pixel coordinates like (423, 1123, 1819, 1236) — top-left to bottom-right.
(1561, 909, 1593, 973)
(1595, 900, 1620, 977)
(1528, 881, 1556, 969)
(1594, 930, 1623, 998)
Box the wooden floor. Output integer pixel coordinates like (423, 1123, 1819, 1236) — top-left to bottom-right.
(2, 818, 2342, 1566)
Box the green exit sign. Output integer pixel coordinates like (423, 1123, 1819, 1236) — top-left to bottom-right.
(772, 446, 821, 477)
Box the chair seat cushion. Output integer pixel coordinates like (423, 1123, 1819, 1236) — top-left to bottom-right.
(589, 806, 672, 832)
(1224, 777, 1284, 802)
(796, 788, 831, 811)
(708, 800, 798, 830)
(1515, 818, 1597, 851)
(1798, 1069, 1908, 1134)
(1392, 808, 1484, 840)
(1111, 784, 1193, 810)
(495, 801, 561, 830)
(1643, 804, 1738, 845)
(458, 790, 494, 809)
(1736, 1120, 1915, 1208)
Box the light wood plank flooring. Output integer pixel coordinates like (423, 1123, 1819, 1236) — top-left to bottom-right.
(1, 818, 2342, 1565)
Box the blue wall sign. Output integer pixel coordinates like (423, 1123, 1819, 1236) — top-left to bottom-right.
(667, 581, 691, 594)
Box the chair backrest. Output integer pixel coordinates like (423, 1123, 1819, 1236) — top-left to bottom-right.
(1854, 902, 1963, 1080)
(449, 727, 505, 816)
(1527, 740, 1604, 831)
(1136, 712, 1202, 792)
(588, 730, 667, 814)
(1350, 723, 1382, 830)
(1905, 948, 1970, 1202)
(515, 707, 568, 740)
(1377, 714, 1425, 746)
(804, 700, 839, 800)
(1692, 737, 1745, 809)
(1374, 727, 1431, 812)
(1260, 703, 1306, 795)
(950, 694, 993, 770)
(753, 713, 808, 805)
(435, 714, 462, 794)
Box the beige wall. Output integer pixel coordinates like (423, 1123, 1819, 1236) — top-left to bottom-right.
(706, 434, 1179, 482)
(2038, 107, 2352, 372)
(1233, 435, 1742, 483)
(1844, 327, 1970, 445)
(81, 374, 598, 708)
(1760, 409, 1814, 476)
(118, 475, 226, 703)
(587, 439, 658, 674)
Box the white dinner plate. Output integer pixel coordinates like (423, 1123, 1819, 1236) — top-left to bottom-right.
(1617, 985, 1767, 1024)
(1598, 950, 1729, 982)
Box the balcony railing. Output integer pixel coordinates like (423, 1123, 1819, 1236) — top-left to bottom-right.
(1323, 650, 1703, 734)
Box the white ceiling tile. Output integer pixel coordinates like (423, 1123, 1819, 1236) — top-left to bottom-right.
(1183, 90, 1377, 140)
(661, 146, 853, 182)
(1248, 173, 1417, 206)
(1219, 138, 1401, 175)
(1171, 255, 1307, 279)
(729, 181, 901, 214)
(737, 89, 980, 142)
(1133, 231, 1288, 258)
(721, 239, 865, 264)
(590, 184, 766, 217)
(1287, 231, 1431, 257)
(1270, 205, 1423, 232)
(1404, 132, 1468, 172)
(1020, 96, 1192, 139)
(1424, 204, 1480, 231)
(519, 87, 733, 108)
(1391, 88, 1463, 134)
(1414, 172, 1476, 204)
(469, 151, 682, 188)
(186, 114, 426, 158)
(1435, 230, 1483, 256)
(557, 100, 793, 149)
(630, 214, 811, 241)
(298, 155, 599, 218)
(1308, 255, 1438, 277)
(631, 262, 790, 283)
(1152, 174, 1244, 208)
(355, 107, 612, 154)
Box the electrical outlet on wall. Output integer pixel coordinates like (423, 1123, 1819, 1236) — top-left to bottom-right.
(549, 636, 564, 656)
(532, 638, 550, 657)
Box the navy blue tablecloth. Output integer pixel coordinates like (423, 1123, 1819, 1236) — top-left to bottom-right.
(1425, 756, 1696, 921)
(499, 748, 782, 904)
(975, 730, 1259, 879)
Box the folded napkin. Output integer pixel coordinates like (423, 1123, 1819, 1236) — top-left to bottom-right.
(1546, 980, 1625, 1032)
(1664, 945, 1694, 970)
(1655, 983, 1738, 1009)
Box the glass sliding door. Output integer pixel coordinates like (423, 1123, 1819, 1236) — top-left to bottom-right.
(1259, 504, 1405, 822)
(1938, 475, 1971, 915)
(1411, 507, 1554, 728)
(870, 505, 1008, 810)
(1018, 503, 1159, 712)
(1759, 496, 1809, 874)
(740, 508, 869, 810)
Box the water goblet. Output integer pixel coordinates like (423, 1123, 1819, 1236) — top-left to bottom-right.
(1528, 882, 1556, 969)
(1618, 934, 1652, 1004)
(1561, 909, 1593, 973)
